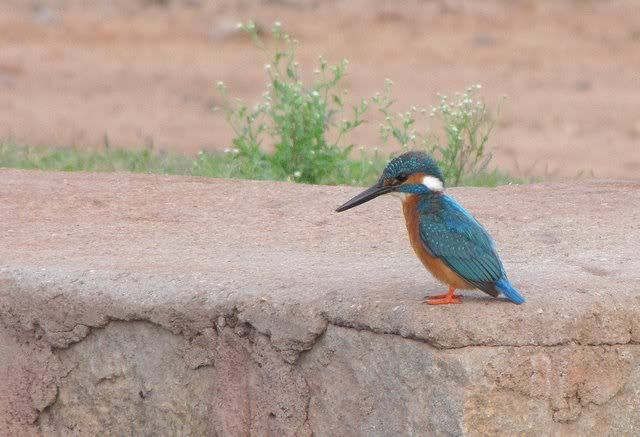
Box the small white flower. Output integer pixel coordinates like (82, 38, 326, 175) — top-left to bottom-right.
(274, 21, 282, 27)
(293, 171, 302, 178)
(265, 64, 271, 70)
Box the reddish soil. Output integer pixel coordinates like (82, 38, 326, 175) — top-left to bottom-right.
(0, 0, 639, 179)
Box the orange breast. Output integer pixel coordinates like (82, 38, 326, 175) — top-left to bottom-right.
(402, 195, 473, 290)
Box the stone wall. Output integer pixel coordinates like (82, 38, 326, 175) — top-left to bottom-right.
(1, 170, 639, 435)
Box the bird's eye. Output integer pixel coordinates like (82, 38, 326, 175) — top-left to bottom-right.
(396, 174, 408, 183)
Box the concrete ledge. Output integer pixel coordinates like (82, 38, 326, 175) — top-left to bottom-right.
(1, 170, 639, 435)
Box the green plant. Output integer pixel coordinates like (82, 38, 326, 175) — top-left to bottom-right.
(374, 82, 502, 186)
(215, 21, 377, 185)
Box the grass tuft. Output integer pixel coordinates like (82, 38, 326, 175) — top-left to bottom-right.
(0, 142, 194, 174)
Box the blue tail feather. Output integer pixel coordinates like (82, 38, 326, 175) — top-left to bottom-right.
(495, 278, 525, 304)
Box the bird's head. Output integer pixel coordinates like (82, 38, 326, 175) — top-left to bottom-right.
(336, 151, 445, 212)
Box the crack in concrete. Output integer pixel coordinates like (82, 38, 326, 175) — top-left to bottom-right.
(322, 317, 640, 351)
(33, 385, 59, 427)
(34, 305, 640, 356)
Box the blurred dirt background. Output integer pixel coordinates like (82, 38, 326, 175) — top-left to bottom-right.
(0, 0, 638, 180)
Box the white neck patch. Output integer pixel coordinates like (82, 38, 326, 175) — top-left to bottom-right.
(422, 175, 444, 192)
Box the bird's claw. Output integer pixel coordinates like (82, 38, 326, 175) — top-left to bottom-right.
(423, 292, 449, 300)
(423, 287, 462, 305)
(424, 295, 462, 305)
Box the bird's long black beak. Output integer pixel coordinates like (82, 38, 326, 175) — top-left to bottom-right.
(335, 184, 394, 212)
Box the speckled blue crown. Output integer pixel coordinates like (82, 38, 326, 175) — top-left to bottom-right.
(381, 151, 444, 183)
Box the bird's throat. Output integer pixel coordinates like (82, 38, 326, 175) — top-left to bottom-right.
(391, 191, 408, 202)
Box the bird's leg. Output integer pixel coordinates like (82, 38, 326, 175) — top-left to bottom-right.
(424, 286, 462, 305)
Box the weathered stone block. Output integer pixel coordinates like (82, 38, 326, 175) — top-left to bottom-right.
(1, 171, 639, 435)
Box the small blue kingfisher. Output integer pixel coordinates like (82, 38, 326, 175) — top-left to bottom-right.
(336, 151, 525, 305)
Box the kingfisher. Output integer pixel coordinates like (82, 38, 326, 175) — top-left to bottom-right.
(336, 151, 525, 305)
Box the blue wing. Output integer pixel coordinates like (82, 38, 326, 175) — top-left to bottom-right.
(418, 195, 504, 297)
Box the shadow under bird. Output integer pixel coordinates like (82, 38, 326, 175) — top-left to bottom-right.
(336, 151, 525, 305)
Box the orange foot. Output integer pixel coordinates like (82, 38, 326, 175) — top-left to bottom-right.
(424, 286, 462, 305)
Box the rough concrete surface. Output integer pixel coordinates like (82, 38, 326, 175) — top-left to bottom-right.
(1, 169, 639, 436)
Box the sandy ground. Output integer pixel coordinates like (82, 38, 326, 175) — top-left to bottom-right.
(0, 0, 639, 180)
